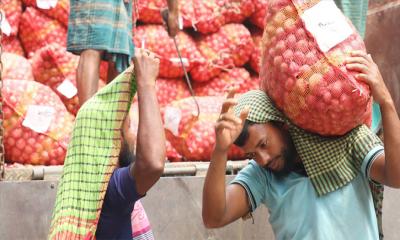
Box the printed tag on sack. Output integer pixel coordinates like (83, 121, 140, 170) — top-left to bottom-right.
(36, 0, 58, 9)
(301, 0, 352, 52)
(170, 57, 189, 67)
(164, 106, 182, 136)
(0, 11, 11, 36)
(22, 105, 55, 133)
(57, 79, 78, 99)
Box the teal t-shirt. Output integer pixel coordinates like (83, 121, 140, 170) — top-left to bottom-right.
(231, 146, 384, 240)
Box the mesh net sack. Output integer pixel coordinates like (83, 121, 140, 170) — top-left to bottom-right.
(22, 0, 69, 27)
(260, 0, 371, 136)
(249, 0, 268, 29)
(2, 52, 34, 81)
(249, 28, 263, 74)
(30, 44, 107, 115)
(19, 7, 67, 57)
(133, 25, 202, 79)
(3, 80, 74, 165)
(30, 44, 80, 115)
(2, 36, 25, 56)
(163, 96, 245, 161)
(165, 140, 182, 162)
(135, 0, 225, 34)
(128, 100, 182, 162)
(135, 0, 165, 24)
(180, 0, 226, 34)
(194, 68, 255, 96)
(191, 23, 254, 82)
(3, 0, 22, 36)
(156, 78, 191, 106)
(222, 0, 255, 24)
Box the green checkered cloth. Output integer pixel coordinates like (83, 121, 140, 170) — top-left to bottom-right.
(48, 68, 136, 239)
(67, 0, 135, 72)
(234, 90, 384, 239)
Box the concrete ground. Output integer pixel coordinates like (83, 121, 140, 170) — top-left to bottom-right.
(1, 177, 400, 239)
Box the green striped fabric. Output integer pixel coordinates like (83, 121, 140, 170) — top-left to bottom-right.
(234, 90, 384, 238)
(334, 0, 369, 38)
(67, 0, 135, 72)
(49, 68, 136, 239)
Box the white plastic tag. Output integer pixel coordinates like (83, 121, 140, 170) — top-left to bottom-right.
(141, 36, 146, 49)
(178, 15, 183, 30)
(1, 11, 11, 36)
(163, 106, 181, 136)
(57, 79, 78, 99)
(169, 57, 189, 67)
(22, 105, 55, 133)
(301, 0, 352, 52)
(36, 0, 58, 9)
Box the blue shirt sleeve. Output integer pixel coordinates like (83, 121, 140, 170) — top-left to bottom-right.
(103, 166, 141, 215)
(230, 160, 267, 212)
(360, 145, 384, 180)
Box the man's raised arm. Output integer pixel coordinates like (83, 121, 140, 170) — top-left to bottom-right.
(132, 49, 166, 195)
(346, 51, 400, 187)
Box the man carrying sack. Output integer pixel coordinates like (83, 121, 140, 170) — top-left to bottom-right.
(202, 50, 400, 239)
(49, 48, 165, 239)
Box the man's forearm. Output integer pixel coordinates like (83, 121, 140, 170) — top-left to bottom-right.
(133, 84, 166, 194)
(167, 0, 178, 16)
(202, 149, 229, 226)
(380, 99, 400, 186)
(136, 85, 166, 168)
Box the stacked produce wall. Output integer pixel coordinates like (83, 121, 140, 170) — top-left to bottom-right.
(1, 0, 373, 164)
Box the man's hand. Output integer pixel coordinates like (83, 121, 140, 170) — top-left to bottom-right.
(346, 51, 392, 106)
(215, 88, 249, 153)
(167, 12, 179, 37)
(133, 48, 160, 88)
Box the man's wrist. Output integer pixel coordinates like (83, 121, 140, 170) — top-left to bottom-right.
(137, 79, 156, 90)
(212, 148, 229, 159)
(168, 11, 178, 17)
(379, 98, 395, 111)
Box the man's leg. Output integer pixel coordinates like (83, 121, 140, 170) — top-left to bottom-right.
(76, 49, 103, 106)
(107, 60, 120, 84)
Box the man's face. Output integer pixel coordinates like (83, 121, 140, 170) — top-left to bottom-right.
(241, 123, 297, 177)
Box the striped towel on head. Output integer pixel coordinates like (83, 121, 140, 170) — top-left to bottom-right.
(49, 67, 136, 239)
(234, 90, 384, 239)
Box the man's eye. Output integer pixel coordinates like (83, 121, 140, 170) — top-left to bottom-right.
(260, 141, 268, 148)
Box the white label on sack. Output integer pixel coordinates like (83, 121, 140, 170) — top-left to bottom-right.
(22, 105, 55, 133)
(0, 11, 11, 36)
(36, 0, 58, 9)
(301, 0, 353, 52)
(169, 57, 189, 67)
(164, 106, 181, 136)
(178, 15, 183, 30)
(141, 37, 146, 49)
(57, 79, 78, 99)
